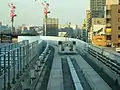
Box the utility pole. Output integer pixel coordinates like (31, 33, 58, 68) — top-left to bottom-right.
(8, 3, 17, 34)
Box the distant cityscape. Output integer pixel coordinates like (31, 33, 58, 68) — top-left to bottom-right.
(0, 19, 87, 42)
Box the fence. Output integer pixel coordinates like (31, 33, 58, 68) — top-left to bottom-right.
(0, 40, 40, 90)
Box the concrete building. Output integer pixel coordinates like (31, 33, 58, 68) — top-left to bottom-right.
(91, 18, 106, 46)
(88, 29, 92, 43)
(43, 18, 59, 36)
(59, 24, 69, 29)
(106, 0, 119, 5)
(22, 26, 35, 31)
(85, 10, 92, 43)
(90, 0, 106, 18)
(81, 21, 88, 42)
(105, 0, 120, 51)
(106, 5, 120, 49)
(81, 29, 87, 42)
(86, 10, 92, 32)
(59, 24, 77, 29)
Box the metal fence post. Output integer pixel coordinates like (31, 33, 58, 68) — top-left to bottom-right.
(0, 48, 1, 75)
(31, 43, 33, 59)
(36, 41, 39, 61)
(7, 51, 11, 89)
(29, 44, 32, 62)
(23, 46, 25, 72)
(16, 48, 20, 79)
(12, 50, 16, 84)
(23, 40, 26, 46)
(4, 54, 6, 90)
(20, 47, 22, 75)
(11, 44, 13, 50)
(26, 44, 29, 69)
(24, 45, 26, 69)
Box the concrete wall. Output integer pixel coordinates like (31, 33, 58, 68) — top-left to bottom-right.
(18, 36, 120, 62)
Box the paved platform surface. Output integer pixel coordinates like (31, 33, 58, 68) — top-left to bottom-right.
(73, 55, 112, 90)
(47, 46, 64, 90)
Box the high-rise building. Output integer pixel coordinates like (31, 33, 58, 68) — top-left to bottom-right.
(43, 18, 59, 36)
(81, 20, 88, 42)
(106, 4, 120, 50)
(90, 0, 106, 18)
(105, 0, 120, 52)
(86, 10, 92, 32)
(85, 10, 92, 43)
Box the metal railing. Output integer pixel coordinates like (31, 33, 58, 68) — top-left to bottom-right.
(0, 40, 39, 90)
(88, 47, 120, 75)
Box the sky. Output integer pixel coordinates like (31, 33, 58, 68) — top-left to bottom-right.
(0, 0, 90, 26)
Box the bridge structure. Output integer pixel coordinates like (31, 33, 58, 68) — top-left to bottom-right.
(0, 36, 120, 90)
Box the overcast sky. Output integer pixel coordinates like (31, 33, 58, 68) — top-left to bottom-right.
(0, 0, 90, 26)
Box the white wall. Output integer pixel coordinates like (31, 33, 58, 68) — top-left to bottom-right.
(18, 36, 120, 63)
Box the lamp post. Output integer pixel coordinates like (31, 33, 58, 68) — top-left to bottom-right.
(8, 3, 17, 34)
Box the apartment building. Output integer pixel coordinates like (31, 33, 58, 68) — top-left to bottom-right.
(106, 0, 120, 52)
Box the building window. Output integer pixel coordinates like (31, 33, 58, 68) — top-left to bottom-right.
(106, 35, 111, 40)
(118, 35, 120, 38)
(118, 9, 120, 13)
(107, 43, 111, 47)
(118, 26, 120, 30)
(106, 18, 111, 24)
(118, 18, 120, 22)
(97, 21, 101, 24)
(118, 43, 120, 47)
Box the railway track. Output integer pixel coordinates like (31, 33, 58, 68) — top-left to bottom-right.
(61, 57, 75, 90)
(88, 48, 120, 75)
(78, 48, 120, 90)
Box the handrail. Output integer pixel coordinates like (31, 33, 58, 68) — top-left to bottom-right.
(0, 40, 28, 49)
